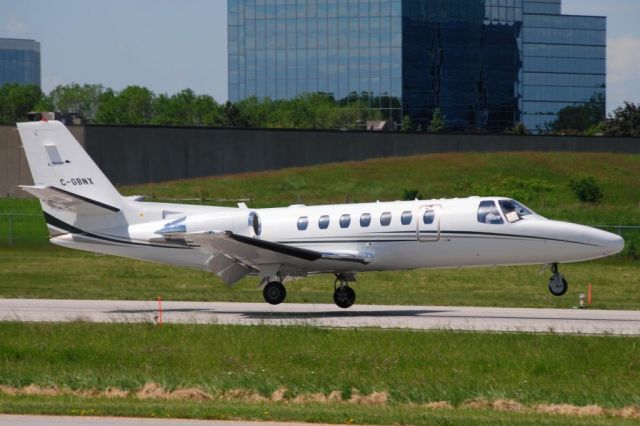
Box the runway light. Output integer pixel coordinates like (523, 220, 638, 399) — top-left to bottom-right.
(579, 292, 586, 309)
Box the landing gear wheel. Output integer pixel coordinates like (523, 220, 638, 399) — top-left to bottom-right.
(333, 286, 356, 309)
(263, 281, 286, 305)
(547, 263, 568, 297)
(548, 275, 568, 296)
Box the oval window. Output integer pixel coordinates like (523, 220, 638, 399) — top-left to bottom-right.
(360, 213, 371, 227)
(318, 215, 330, 230)
(340, 214, 351, 228)
(401, 211, 413, 225)
(297, 216, 309, 231)
(380, 212, 392, 226)
(423, 211, 435, 225)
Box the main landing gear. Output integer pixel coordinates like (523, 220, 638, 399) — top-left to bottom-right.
(333, 273, 356, 309)
(261, 273, 358, 309)
(263, 280, 287, 305)
(548, 263, 568, 296)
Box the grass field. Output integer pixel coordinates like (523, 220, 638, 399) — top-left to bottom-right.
(2, 151, 639, 239)
(0, 323, 639, 424)
(4, 397, 639, 425)
(0, 247, 638, 309)
(0, 152, 638, 308)
(0, 152, 639, 424)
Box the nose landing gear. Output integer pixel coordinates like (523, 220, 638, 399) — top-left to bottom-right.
(333, 273, 356, 309)
(548, 263, 568, 296)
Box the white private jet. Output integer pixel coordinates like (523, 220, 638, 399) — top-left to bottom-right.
(17, 120, 624, 308)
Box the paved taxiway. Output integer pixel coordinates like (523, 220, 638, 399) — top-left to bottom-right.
(0, 299, 639, 335)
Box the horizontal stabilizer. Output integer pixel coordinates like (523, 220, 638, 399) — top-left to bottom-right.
(20, 185, 121, 215)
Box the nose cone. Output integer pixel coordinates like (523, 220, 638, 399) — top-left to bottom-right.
(585, 227, 625, 257)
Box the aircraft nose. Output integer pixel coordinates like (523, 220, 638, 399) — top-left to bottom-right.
(607, 233, 625, 256)
(585, 227, 625, 256)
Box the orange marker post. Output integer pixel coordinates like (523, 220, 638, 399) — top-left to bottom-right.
(587, 284, 592, 306)
(157, 296, 163, 326)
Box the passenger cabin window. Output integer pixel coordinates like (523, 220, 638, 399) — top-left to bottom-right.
(477, 201, 504, 225)
(360, 213, 371, 227)
(423, 210, 435, 225)
(340, 214, 351, 228)
(380, 212, 392, 226)
(318, 215, 330, 229)
(499, 199, 533, 223)
(401, 211, 413, 225)
(297, 216, 309, 231)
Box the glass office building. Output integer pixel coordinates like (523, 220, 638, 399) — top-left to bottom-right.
(0, 39, 41, 87)
(228, 0, 605, 131)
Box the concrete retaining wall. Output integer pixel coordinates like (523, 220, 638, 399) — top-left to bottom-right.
(0, 126, 84, 197)
(2, 124, 638, 196)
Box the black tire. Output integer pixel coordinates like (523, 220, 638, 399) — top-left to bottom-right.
(333, 286, 356, 309)
(548, 275, 568, 297)
(263, 281, 286, 305)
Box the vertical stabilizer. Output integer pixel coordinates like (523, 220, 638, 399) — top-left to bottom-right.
(17, 120, 129, 235)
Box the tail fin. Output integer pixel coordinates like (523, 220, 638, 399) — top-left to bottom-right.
(17, 120, 128, 235)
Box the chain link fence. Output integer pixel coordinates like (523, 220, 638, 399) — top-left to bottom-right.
(0, 214, 48, 247)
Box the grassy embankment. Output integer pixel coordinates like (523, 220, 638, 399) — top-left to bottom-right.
(0, 152, 638, 308)
(0, 323, 639, 425)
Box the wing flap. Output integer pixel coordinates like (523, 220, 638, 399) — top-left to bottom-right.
(205, 253, 251, 286)
(186, 231, 373, 265)
(20, 185, 120, 214)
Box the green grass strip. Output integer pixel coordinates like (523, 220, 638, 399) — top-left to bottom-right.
(0, 323, 639, 408)
(1, 247, 638, 309)
(1, 396, 638, 426)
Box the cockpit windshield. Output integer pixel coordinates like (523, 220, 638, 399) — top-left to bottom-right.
(477, 200, 504, 225)
(478, 199, 535, 225)
(499, 199, 533, 223)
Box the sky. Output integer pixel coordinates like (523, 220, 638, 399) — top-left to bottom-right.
(1, 0, 639, 113)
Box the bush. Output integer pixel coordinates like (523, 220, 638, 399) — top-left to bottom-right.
(625, 236, 638, 260)
(467, 177, 553, 204)
(402, 189, 423, 200)
(569, 175, 603, 204)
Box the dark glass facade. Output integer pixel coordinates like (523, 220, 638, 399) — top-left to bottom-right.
(229, 0, 605, 131)
(521, 2, 606, 130)
(0, 39, 41, 87)
(402, 0, 523, 130)
(228, 0, 403, 120)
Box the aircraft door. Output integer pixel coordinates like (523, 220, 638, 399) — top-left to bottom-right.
(417, 205, 441, 242)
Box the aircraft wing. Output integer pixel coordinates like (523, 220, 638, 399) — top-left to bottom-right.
(19, 185, 120, 214)
(181, 231, 373, 285)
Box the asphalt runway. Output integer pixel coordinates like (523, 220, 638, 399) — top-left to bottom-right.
(1, 299, 639, 335)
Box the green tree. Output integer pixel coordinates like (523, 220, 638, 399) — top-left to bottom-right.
(402, 189, 423, 200)
(602, 102, 640, 137)
(505, 122, 529, 135)
(222, 100, 252, 127)
(46, 83, 104, 121)
(0, 84, 45, 125)
(400, 115, 413, 132)
(152, 89, 223, 126)
(94, 86, 155, 125)
(428, 108, 446, 133)
(551, 94, 605, 133)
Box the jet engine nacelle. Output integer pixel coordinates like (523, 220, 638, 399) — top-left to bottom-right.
(156, 210, 262, 239)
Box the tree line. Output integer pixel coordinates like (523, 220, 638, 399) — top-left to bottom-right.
(0, 83, 396, 130)
(0, 82, 638, 136)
